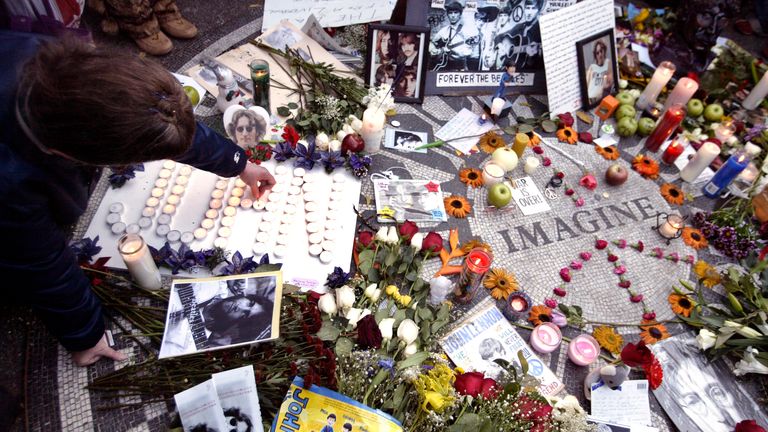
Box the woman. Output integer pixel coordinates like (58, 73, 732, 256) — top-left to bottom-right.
(393, 65, 418, 98)
(226, 109, 267, 148)
(586, 39, 614, 106)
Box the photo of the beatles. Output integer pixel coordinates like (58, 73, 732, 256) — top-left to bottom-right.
(365, 24, 429, 103)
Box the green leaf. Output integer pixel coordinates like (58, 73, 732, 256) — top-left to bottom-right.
(393, 309, 406, 327)
(368, 267, 380, 283)
(573, 305, 583, 316)
(479, 420, 495, 432)
(541, 119, 557, 132)
(277, 106, 291, 117)
(503, 126, 518, 136)
(449, 413, 481, 430)
(417, 307, 434, 321)
(517, 350, 529, 375)
(281, 283, 301, 295)
(431, 319, 448, 333)
(437, 303, 450, 321)
(375, 302, 390, 322)
(287, 102, 299, 109)
(392, 383, 406, 408)
(396, 351, 430, 369)
(335, 337, 354, 357)
(517, 124, 534, 134)
(405, 271, 417, 282)
(315, 319, 341, 341)
(411, 278, 425, 292)
(385, 250, 398, 267)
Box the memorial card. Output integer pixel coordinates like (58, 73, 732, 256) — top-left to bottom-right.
(510, 177, 551, 216)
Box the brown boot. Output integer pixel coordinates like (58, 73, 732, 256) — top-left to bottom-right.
(90, 0, 173, 55)
(154, 0, 198, 39)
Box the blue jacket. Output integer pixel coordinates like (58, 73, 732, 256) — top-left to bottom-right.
(0, 31, 247, 351)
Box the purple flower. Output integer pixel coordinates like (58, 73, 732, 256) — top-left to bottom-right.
(294, 139, 321, 170)
(614, 265, 627, 275)
(273, 141, 294, 162)
(320, 150, 345, 173)
(69, 236, 102, 263)
(325, 266, 352, 288)
(348, 153, 372, 178)
(551, 309, 568, 327)
(108, 163, 144, 188)
(157, 242, 207, 274)
(218, 251, 268, 276)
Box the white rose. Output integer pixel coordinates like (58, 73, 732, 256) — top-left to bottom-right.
(386, 226, 399, 244)
(315, 133, 330, 150)
(336, 130, 348, 141)
(733, 346, 768, 376)
(348, 114, 361, 124)
(317, 293, 337, 315)
(379, 318, 395, 340)
(410, 232, 424, 251)
(350, 118, 363, 133)
(342, 124, 355, 135)
(345, 307, 363, 328)
(335, 285, 356, 310)
(364, 283, 378, 298)
(375, 226, 389, 242)
(695, 328, 717, 351)
(397, 318, 419, 345)
(329, 139, 342, 152)
(404, 342, 418, 358)
(370, 288, 382, 302)
(429, 276, 453, 305)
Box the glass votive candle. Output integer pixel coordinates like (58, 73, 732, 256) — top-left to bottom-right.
(249, 59, 271, 113)
(568, 334, 600, 366)
(453, 248, 492, 304)
(118, 233, 162, 290)
(502, 292, 532, 321)
(530, 322, 562, 354)
(482, 162, 505, 186)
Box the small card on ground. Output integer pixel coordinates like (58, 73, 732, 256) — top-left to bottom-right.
(372, 178, 447, 223)
(510, 177, 551, 216)
(590, 379, 652, 427)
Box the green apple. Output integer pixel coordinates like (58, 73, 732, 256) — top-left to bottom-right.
(615, 104, 637, 121)
(687, 98, 704, 117)
(704, 103, 724, 122)
(183, 85, 200, 106)
(637, 117, 656, 136)
(617, 117, 638, 137)
(615, 91, 636, 106)
(488, 183, 512, 208)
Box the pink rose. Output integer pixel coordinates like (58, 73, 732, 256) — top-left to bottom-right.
(579, 251, 592, 261)
(618, 280, 632, 288)
(553, 287, 567, 297)
(570, 261, 583, 270)
(559, 268, 571, 282)
(595, 240, 608, 250)
(579, 173, 598, 190)
(614, 265, 627, 275)
(544, 298, 558, 308)
(630, 294, 644, 303)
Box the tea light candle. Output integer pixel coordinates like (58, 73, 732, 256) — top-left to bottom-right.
(567, 334, 600, 366)
(645, 104, 686, 152)
(637, 61, 676, 110)
(453, 248, 492, 304)
(478, 113, 488, 125)
(714, 121, 735, 143)
(737, 162, 759, 184)
(482, 162, 505, 186)
(661, 137, 686, 164)
(663, 77, 699, 110)
(658, 214, 684, 239)
(490, 97, 505, 116)
(742, 70, 768, 110)
(530, 322, 562, 354)
(360, 107, 386, 154)
(118, 233, 162, 290)
(524, 157, 540, 174)
(680, 141, 720, 182)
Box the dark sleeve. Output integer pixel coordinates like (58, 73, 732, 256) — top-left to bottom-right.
(173, 122, 248, 177)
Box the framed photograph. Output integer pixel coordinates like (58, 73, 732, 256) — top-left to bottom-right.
(364, 23, 429, 103)
(159, 271, 282, 359)
(384, 128, 428, 153)
(575, 28, 618, 109)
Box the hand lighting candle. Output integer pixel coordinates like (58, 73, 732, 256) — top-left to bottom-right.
(702, 143, 761, 198)
(530, 323, 562, 354)
(453, 248, 492, 304)
(680, 141, 720, 182)
(568, 334, 600, 366)
(249, 59, 271, 113)
(661, 136, 686, 164)
(636, 61, 676, 110)
(360, 107, 386, 154)
(742, 70, 768, 110)
(118, 233, 162, 290)
(663, 77, 699, 111)
(644, 104, 685, 152)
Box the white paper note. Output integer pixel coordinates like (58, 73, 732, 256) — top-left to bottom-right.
(434, 108, 495, 154)
(591, 380, 653, 427)
(263, 0, 397, 31)
(509, 177, 551, 216)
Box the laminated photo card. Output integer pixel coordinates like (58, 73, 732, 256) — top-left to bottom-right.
(212, 365, 265, 432)
(174, 380, 228, 432)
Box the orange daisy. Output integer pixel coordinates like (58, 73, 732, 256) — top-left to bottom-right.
(526, 131, 541, 147)
(460, 239, 492, 255)
(478, 131, 506, 153)
(639, 319, 670, 345)
(660, 183, 685, 205)
(483, 268, 519, 300)
(444, 195, 471, 218)
(556, 126, 578, 144)
(595, 145, 619, 160)
(459, 168, 484, 188)
(668, 293, 696, 317)
(528, 305, 552, 326)
(632, 154, 660, 179)
(682, 227, 708, 249)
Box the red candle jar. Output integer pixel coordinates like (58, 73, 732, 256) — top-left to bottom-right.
(661, 137, 686, 164)
(453, 248, 492, 303)
(645, 104, 686, 152)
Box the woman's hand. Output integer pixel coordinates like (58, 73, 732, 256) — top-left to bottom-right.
(239, 162, 276, 201)
(71, 335, 127, 367)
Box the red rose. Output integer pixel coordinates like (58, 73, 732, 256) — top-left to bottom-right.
(281, 125, 300, 146)
(578, 132, 593, 143)
(398, 220, 419, 241)
(357, 231, 374, 249)
(643, 357, 663, 390)
(454, 371, 485, 397)
(307, 290, 323, 304)
(480, 377, 500, 399)
(618, 280, 632, 288)
(621, 341, 654, 368)
(595, 239, 608, 250)
(735, 420, 768, 432)
(642, 311, 656, 321)
(533, 146, 544, 154)
(356, 315, 383, 349)
(421, 232, 443, 253)
(557, 112, 574, 127)
(515, 395, 553, 421)
(607, 254, 619, 262)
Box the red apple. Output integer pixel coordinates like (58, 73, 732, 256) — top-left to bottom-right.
(341, 133, 365, 155)
(605, 163, 628, 186)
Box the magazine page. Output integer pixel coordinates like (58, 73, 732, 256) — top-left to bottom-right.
(271, 376, 404, 432)
(372, 178, 448, 223)
(439, 297, 565, 397)
(159, 271, 283, 359)
(211, 365, 265, 432)
(174, 379, 229, 432)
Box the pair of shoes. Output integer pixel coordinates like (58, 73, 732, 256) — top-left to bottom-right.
(735, 19, 754, 35)
(153, 0, 198, 39)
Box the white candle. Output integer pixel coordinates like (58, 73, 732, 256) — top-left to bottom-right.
(482, 162, 505, 186)
(714, 121, 735, 143)
(360, 107, 386, 154)
(637, 61, 676, 110)
(658, 214, 683, 239)
(664, 77, 699, 110)
(523, 156, 540, 174)
(680, 142, 720, 182)
(737, 162, 758, 184)
(118, 233, 162, 290)
(490, 97, 505, 116)
(743, 70, 768, 110)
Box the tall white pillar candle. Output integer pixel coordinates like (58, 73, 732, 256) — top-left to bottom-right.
(680, 141, 720, 182)
(663, 77, 699, 110)
(743, 70, 768, 110)
(360, 107, 386, 154)
(118, 233, 162, 290)
(490, 97, 505, 116)
(637, 61, 676, 110)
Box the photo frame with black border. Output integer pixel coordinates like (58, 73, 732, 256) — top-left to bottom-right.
(575, 28, 618, 110)
(364, 23, 429, 103)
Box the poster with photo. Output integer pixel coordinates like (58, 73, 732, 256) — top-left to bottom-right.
(159, 271, 282, 359)
(575, 28, 618, 109)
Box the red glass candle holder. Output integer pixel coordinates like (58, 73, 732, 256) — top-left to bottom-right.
(645, 104, 686, 152)
(661, 136, 686, 164)
(453, 248, 492, 304)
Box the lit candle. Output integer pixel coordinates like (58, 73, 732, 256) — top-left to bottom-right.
(742, 70, 768, 110)
(118, 233, 162, 290)
(738, 162, 759, 184)
(360, 107, 386, 154)
(524, 156, 540, 174)
(680, 141, 720, 182)
(512, 133, 530, 157)
(478, 113, 488, 125)
(661, 137, 686, 164)
(453, 248, 492, 303)
(482, 162, 506, 185)
(636, 61, 676, 110)
(568, 334, 600, 366)
(530, 322, 562, 354)
(645, 104, 686, 152)
(249, 59, 271, 113)
(658, 214, 684, 239)
(714, 121, 735, 143)
(702, 143, 761, 198)
(663, 77, 699, 111)
(490, 97, 505, 116)
(503, 292, 532, 321)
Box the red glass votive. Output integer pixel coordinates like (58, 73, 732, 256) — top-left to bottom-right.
(645, 104, 686, 152)
(453, 248, 492, 303)
(661, 137, 686, 164)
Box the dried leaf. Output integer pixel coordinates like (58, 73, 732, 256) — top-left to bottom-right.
(449, 228, 459, 252)
(576, 110, 594, 125)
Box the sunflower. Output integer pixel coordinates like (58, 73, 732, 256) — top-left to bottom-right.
(460, 239, 492, 254)
(595, 145, 619, 160)
(478, 131, 506, 153)
(556, 126, 578, 144)
(694, 260, 722, 288)
(682, 227, 708, 249)
(459, 168, 484, 188)
(528, 305, 552, 326)
(631, 154, 660, 179)
(668, 293, 696, 317)
(639, 319, 670, 345)
(592, 326, 624, 354)
(444, 195, 472, 218)
(525, 130, 541, 147)
(483, 268, 519, 300)
(660, 183, 685, 205)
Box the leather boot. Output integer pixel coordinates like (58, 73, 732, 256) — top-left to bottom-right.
(88, 0, 173, 56)
(154, 0, 198, 39)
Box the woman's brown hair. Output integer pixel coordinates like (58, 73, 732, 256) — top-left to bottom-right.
(17, 36, 195, 165)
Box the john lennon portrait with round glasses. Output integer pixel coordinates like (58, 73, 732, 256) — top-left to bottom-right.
(575, 29, 618, 109)
(226, 109, 267, 148)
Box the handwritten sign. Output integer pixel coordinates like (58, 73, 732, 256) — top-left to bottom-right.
(262, 0, 397, 31)
(510, 177, 550, 216)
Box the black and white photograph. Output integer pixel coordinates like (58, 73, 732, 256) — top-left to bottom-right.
(575, 29, 618, 109)
(384, 129, 429, 153)
(159, 272, 282, 359)
(364, 23, 429, 103)
(650, 333, 768, 432)
(222, 105, 270, 149)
